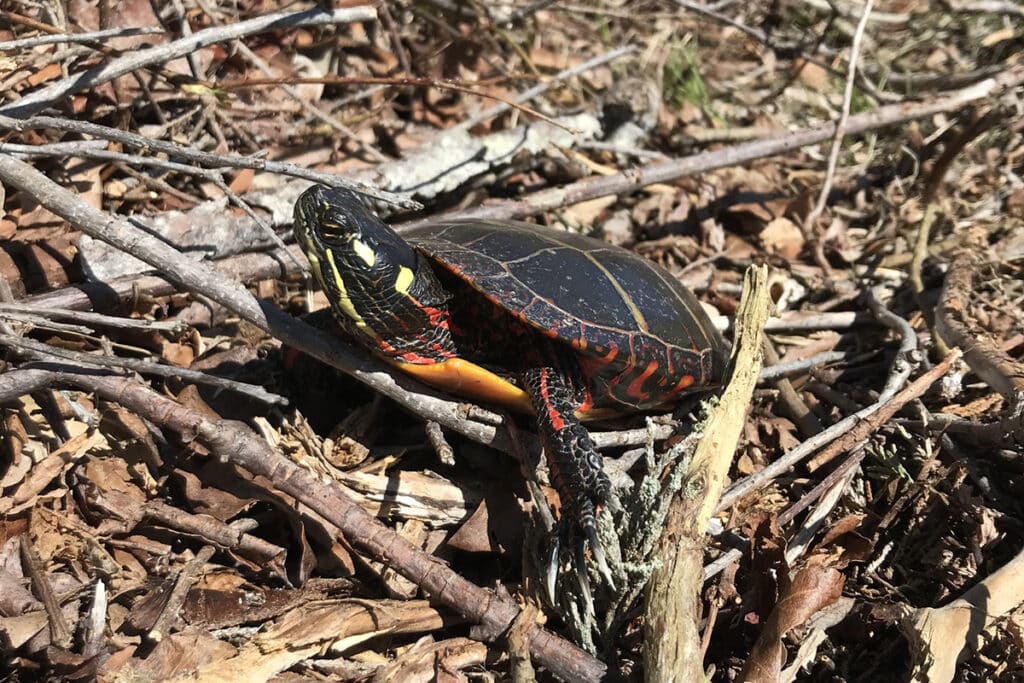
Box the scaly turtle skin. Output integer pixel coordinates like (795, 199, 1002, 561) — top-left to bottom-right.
(293, 185, 727, 579)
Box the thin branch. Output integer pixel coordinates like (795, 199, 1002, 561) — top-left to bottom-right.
(451, 45, 638, 132)
(0, 333, 288, 405)
(401, 63, 1024, 228)
(0, 115, 415, 208)
(942, 0, 1024, 17)
(52, 368, 606, 682)
(805, 0, 874, 228)
(0, 7, 379, 118)
(231, 40, 387, 162)
(720, 351, 960, 510)
(799, 0, 873, 279)
(0, 152, 509, 454)
(0, 25, 163, 51)
(218, 75, 568, 132)
(20, 536, 72, 649)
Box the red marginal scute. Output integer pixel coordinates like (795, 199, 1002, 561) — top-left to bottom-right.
(673, 374, 696, 392)
(626, 360, 660, 400)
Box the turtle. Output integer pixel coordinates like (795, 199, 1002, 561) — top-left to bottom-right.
(292, 184, 727, 583)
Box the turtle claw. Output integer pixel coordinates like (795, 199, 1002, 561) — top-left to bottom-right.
(544, 535, 560, 606)
(543, 510, 616, 608)
(574, 540, 594, 614)
(583, 521, 616, 591)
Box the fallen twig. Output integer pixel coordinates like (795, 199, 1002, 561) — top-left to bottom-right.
(402, 64, 1024, 228)
(936, 232, 1024, 400)
(801, 0, 874, 278)
(902, 544, 1024, 682)
(721, 349, 960, 509)
(0, 7, 378, 119)
(53, 369, 606, 682)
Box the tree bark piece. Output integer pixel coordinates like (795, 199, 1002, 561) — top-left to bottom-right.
(643, 265, 770, 682)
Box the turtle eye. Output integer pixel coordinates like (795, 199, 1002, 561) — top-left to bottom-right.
(316, 218, 351, 244)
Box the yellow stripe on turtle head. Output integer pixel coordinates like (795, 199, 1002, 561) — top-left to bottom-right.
(395, 266, 415, 295)
(323, 249, 368, 329)
(305, 250, 327, 289)
(352, 238, 376, 267)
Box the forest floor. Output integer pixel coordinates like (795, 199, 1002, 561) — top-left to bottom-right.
(1, 1, 1023, 681)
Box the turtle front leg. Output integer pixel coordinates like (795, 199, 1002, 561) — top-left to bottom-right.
(521, 362, 616, 596)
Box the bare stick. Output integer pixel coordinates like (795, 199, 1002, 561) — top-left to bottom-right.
(147, 545, 216, 643)
(0, 7, 378, 118)
(0, 303, 184, 333)
(0, 25, 163, 50)
(0, 368, 65, 403)
(20, 536, 72, 649)
(806, 352, 957, 472)
(0, 115, 413, 208)
(943, 0, 1024, 17)
(703, 448, 869, 582)
(720, 350, 959, 510)
(802, 0, 874, 275)
(452, 45, 638, 132)
(0, 332, 288, 405)
(644, 266, 769, 681)
(401, 64, 1024, 228)
(52, 369, 606, 682)
(0, 153, 509, 454)
(231, 40, 386, 162)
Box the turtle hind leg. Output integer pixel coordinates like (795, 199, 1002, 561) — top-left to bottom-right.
(521, 361, 616, 595)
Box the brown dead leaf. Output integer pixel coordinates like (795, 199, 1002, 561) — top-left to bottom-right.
(761, 217, 805, 261)
(762, 417, 801, 454)
(0, 565, 38, 615)
(563, 195, 617, 226)
(796, 60, 830, 92)
(819, 514, 865, 546)
(2, 430, 103, 515)
(739, 565, 845, 683)
(160, 339, 196, 368)
(98, 628, 237, 682)
(99, 406, 162, 478)
(735, 450, 759, 476)
(376, 636, 486, 682)
(173, 600, 449, 682)
(176, 467, 254, 522)
(26, 63, 62, 88)
(2, 409, 37, 490)
(812, 514, 874, 566)
(447, 500, 494, 554)
(228, 168, 255, 195)
(0, 611, 50, 650)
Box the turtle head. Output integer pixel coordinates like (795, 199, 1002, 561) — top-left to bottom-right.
(293, 185, 432, 339)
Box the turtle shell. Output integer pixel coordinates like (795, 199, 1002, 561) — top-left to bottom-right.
(404, 219, 727, 410)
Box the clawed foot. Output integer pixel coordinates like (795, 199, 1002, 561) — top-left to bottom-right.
(543, 495, 619, 607)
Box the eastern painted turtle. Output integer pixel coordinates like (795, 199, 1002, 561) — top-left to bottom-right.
(293, 185, 727, 580)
